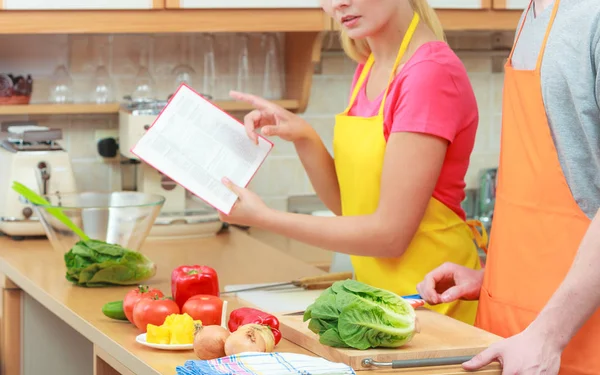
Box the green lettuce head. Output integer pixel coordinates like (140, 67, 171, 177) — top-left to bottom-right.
(64, 239, 157, 287)
(304, 279, 418, 350)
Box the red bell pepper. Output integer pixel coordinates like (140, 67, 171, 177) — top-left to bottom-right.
(228, 307, 282, 345)
(171, 265, 220, 309)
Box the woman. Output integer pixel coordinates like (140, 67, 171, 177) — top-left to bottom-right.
(220, 0, 487, 325)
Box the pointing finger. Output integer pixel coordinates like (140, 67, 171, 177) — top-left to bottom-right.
(229, 90, 286, 115)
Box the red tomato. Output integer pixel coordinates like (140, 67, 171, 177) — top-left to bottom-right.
(123, 285, 164, 324)
(182, 294, 224, 326)
(132, 297, 180, 333)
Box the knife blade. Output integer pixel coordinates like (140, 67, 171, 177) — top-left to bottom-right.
(221, 271, 353, 294)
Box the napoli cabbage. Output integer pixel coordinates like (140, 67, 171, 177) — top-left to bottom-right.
(303, 279, 418, 350)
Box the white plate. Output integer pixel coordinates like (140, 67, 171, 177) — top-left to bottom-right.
(136, 333, 193, 350)
(135, 300, 228, 351)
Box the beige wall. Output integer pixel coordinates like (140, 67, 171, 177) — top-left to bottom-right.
(0, 31, 511, 211)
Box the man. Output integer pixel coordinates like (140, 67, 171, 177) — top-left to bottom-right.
(416, 0, 600, 373)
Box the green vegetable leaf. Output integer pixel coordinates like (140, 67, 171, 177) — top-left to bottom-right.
(63, 239, 157, 287)
(319, 328, 350, 348)
(303, 279, 417, 350)
(337, 300, 416, 350)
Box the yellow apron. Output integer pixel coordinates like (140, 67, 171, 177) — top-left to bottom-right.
(333, 12, 487, 325)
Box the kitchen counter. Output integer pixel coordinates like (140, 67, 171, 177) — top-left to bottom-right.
(0, 227, 501, 375)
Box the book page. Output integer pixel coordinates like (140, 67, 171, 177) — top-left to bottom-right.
(131, 84, 273, 214)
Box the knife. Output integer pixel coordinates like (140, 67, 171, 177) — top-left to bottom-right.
(221, 272, 354, 295)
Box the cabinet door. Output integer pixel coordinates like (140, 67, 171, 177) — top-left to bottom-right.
(429, 0, 491, 9)
(493, 0, 530, 9)
(167, 0, 320, 8)
(1, 0, 162, 9)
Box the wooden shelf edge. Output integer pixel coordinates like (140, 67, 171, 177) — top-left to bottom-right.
(0, 100, 299, 116)
(0, 9, 329, 34)
(329, 9, 523, 31)
(437, 9, 523, 31)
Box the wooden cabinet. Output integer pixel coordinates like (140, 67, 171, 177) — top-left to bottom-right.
(493, 0, 529, 9)
(0, 0, 163, 10)
(429, 0, 491, 9)
(166, 0, 320, 8)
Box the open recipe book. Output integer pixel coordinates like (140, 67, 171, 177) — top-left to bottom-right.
(131, 84, 273, 214)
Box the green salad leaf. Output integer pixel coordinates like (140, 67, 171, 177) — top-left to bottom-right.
(303, 279, 417, 350)
(64, 239, 157, 287)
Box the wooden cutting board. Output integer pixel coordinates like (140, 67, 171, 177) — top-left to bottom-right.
(277, 308, 502, 371)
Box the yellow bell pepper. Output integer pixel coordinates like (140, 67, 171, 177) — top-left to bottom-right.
(145, 313, 202, 345)
(146, 324, 170, 344)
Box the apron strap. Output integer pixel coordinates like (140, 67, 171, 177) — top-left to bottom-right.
(508, 0, 561, 70)
(343, 54, 375, 113)
(535, 0, 560, 71)
(378, 12, 420, 117)
(341, 12, 420, 115)
(466, 219, 489, 254)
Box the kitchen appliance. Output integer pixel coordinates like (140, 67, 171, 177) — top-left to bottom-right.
(0, 122, 77, 239)
(116, 99, 223, 239)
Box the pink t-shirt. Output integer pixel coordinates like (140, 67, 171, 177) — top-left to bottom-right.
(347, 41, 478, 220)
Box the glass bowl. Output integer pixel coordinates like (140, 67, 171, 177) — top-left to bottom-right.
(30, 191, 165, 253)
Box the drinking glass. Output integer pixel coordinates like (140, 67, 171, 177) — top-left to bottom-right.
(171, 34, 196, 93)
(202, 33, 216, 98)
(90, 41, 114, 103)
(261, 33, 284, 99)
(132, 43, 155, 102)
(236, 33, 251, 92)
(48, 64, 74, 103)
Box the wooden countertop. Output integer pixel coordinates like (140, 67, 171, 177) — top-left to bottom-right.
(0, 228, 501, 374)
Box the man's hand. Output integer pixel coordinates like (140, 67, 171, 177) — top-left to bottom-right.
(416, 262, 484, 304)
(463, 327, 562, 374)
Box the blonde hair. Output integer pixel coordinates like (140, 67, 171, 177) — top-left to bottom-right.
(340, 0, 446, 64)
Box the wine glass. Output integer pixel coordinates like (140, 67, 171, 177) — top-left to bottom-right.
(48, 64, 74, 103)
(90, 40, 114, 103)
(261, 33, 284, 100)
(236, 33, 251, 93)
(171, 34, 196, 93)
(132, 42, 155, 102)
(202, 33, 216, 98)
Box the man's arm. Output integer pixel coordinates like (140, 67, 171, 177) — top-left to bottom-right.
(532, 38, 600, 348)
(526, 208, 600, 350)
(463, 209, 600, 372)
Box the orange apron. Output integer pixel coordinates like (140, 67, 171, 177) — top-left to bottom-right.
(333, 12, 486, 325)
(475, 0, 600, 373)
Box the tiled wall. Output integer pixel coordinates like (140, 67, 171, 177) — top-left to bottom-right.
(0, 31, 511, 211)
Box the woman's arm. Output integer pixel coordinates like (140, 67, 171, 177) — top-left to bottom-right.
(229, 90, 342, 215)
(293, 129, 342, 215)
(258, 132, 447, 257)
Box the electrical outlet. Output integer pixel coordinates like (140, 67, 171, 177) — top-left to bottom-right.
(94, 129, 119, 161)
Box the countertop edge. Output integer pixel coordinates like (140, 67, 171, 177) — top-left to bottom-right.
(0, 248, 167, 375)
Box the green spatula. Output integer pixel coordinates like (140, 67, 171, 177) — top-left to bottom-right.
(12, 181, 90, 241)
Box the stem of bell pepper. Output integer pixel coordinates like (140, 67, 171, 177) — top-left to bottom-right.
(171, 265, 220, 309)
(228, 307, 282, 345)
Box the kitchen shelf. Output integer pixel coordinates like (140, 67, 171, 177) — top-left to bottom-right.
(328, 9, 523, 31)
(0, 7, 524, 34)
(0, 100, 300, 116)
(0, 8, 329, 34)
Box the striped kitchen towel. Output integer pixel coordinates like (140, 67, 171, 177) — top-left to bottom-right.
(175, 352, 356, 375)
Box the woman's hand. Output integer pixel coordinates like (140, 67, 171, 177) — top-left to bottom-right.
(416, 262, 484, 304)
(229, 90, 314, 144)
(218, 177, 272, 227)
